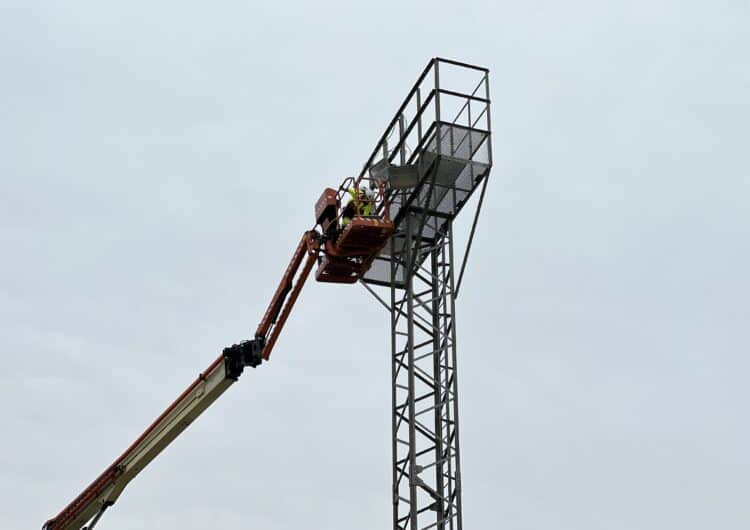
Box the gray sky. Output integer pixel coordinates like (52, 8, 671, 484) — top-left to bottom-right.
(2, 1, 748, 529)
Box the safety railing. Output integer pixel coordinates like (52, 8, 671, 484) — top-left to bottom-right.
(356, 57, 491, 184)
(358, 58, 493, 287)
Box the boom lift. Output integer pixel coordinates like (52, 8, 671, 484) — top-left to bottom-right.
(45, 57, 493, 530)
(43, 177, 393, 530)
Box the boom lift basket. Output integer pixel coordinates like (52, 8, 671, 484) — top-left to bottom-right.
(313, 177, 394, 283)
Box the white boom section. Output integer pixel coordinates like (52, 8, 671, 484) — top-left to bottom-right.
(45, 355, 235, 530)
(46, 231, 317, 530)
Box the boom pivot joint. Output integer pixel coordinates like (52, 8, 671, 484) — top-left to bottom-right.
(222, 336, 266, 380)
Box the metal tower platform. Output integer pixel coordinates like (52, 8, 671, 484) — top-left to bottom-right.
(359, 58, 492, 530)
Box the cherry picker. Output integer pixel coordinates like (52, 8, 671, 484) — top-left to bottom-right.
(44, 56, 494, 530)
(43, 177, 393, 530)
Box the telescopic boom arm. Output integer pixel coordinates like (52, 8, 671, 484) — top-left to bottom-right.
(42, 231, 320, 530)
(44, 176, 392, 530)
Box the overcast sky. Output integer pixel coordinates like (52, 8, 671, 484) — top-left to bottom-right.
(1, 1, 748, 529)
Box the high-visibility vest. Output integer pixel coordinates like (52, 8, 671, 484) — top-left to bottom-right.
(346, 188, 373, 217)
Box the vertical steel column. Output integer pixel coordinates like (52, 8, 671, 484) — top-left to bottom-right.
(390, 235, 400, 530)
(405, 214, 419, 530)
(390, 209, 463, 530)
(430, 247, 446, 529)
(446, 223, 463, 530)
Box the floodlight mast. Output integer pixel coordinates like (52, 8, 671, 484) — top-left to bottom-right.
(359, 58, 492, 530)
(42, 58, 492, 530)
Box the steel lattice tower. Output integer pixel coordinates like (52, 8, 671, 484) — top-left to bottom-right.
(360, 58, 492, 530)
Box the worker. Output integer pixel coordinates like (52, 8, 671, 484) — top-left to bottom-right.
(341, 186, 375, 226)
(361, 187, 375, 216)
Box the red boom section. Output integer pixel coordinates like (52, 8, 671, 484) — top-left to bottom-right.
(255, 230, 319, 360)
